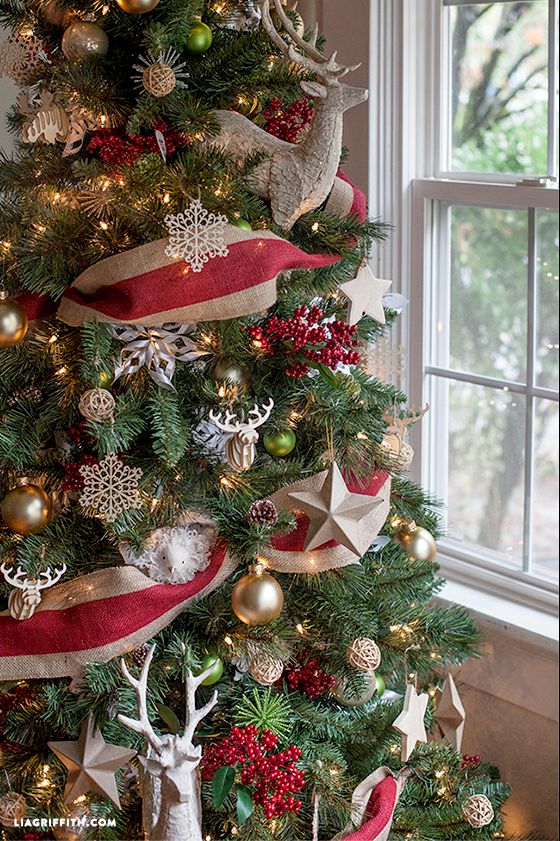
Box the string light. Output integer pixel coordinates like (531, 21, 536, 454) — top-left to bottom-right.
(295, 623, 305, 635)
(48, 334, 58, 344)
(99, 221, 109, 231)
(224, 636, 234, 647)
(37, 764, 52, 788)
(163, 193, 170, 204)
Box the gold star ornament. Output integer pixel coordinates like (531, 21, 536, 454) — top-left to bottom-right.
(435, 673, 466, 750)
(48, 714, 136, 808)
(339, 262, 392, 326)
(392, 683, 429, 762)
(287, 461, 384, 556)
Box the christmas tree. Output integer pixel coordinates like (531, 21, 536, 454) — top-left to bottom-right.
(0, 1, 510, 839)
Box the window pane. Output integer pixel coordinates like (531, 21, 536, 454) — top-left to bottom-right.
(438, 377, 526, 567)
(532, 399, 559, 581)
(447, 205, 528, 382)
(536, 209, 559, 390)
(450, 1, 550, 174)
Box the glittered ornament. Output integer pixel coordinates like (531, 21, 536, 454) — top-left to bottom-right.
(462, 794, 495, 828)
(331, 672, 378, 707)
(212, 357, 251, 395)
(0, 292, 28, 349)
(187, 20, 213, 54)
(61, 21, 109, 61)
(232, 563, 284, 625)
(347, 638, 382, 673)
(52, 799, 90, 841)
(1, 484, 52, 534)
(115, 0, 160, 12)
(248, 654, 283, 687)
(133, 49, 189, 98)
(247, 498, 278, 527)
(263, 427, 296, 458)
(394, 520, 437, 562)
(78, 388, 115, 423)
(194, 654, 223, 686)
(0, 791, 26, 828)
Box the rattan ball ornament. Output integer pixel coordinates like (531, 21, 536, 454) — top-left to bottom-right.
(78, 388, 115, 423)
(249, 654, 284, 686)
(377, 433, 414, 471)
(142, 62, 176, 97)
(331, 671, 378, 707)
(348, 638, 382, 673)
(0, 791, 26, 828)
(462, 794, 495, 828)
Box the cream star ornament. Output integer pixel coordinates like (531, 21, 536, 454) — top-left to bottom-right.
(392, 683, 429, 762)
(435, 673, 466, 750)
(48, 714, 136, 808)
(339, 262, 392, 326)
(287, 461, 384, 556)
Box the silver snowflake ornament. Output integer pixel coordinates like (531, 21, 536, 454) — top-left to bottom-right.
(111, 322, 206, 390)
(80, 453, 143, 523)
(164, 198, 230, 273)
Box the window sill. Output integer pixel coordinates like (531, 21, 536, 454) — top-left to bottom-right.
(437, 551, 559, 647)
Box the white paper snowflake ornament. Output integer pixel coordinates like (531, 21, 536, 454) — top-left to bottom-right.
(111, 323, 207, 389)
(165, 197, 229, 272)
(120, 523, 214, 584)
(80, 453, 143, 522)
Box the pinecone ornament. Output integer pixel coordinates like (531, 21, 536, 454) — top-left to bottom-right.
(130, 643, 150, 666)
(6, 385, 42, 408)
(247, 498, 278, 526)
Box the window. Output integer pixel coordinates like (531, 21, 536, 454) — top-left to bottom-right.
(401, 0, 560, 607)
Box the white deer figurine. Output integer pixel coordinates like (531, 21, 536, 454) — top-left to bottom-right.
(0, 562, 67, 620)
(210, 0, 368, 229)
(118, 645, 218, 841)
(209, 398, 274, 471)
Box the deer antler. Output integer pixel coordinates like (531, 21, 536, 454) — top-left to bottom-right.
(399, 404, 429, 428)
(36, 564, 67, 590)
(118, 644, 163, 753)
(181, 665, 219, 750)
(0, 564, 30, 589)
(247, 398, 275, 429)
(261, 0, 360, 81)
(209, 407, 242, 434)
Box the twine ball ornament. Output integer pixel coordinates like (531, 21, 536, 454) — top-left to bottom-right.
(348, 638, 382, 673)
(142, 62, 177, 97)
(231, 563, 284, 626)
(331, 671, 378, 707)
(377, 433, 414, 471)
(0, 791, 26, 828)
(462, 794, 495, 828)
(78, 388, 115, 422)
(1, 484, 52, 535)
(249, 654, 284, 686)
(61, 21, 109, 61)
(0, 292, 28, 349)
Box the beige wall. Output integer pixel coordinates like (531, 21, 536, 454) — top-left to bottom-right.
(0, 27, 16, 153)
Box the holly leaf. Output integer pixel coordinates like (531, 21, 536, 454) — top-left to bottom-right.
(212, 766, 235, 809)
(156, 704, 181, 734)
(236, 785, 254, 826)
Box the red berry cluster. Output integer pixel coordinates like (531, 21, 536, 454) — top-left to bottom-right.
(461, 753, 481, 769)
(201, 725, 305, 820)
(63, 454, 98, 492)
(264, 98, 314, 143)
(87, 121, 189, 167)
(262, 306, 360, 377)
(286, 657, 336, 699)
(246, 324, 272, 353)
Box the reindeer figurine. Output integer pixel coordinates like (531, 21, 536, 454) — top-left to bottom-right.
(380, 404, 429, 471)
(118, 645, 218, 841)
(209, 398, 274, 471)
(210, 0, 368, 229)
(0, 562, 67, 620)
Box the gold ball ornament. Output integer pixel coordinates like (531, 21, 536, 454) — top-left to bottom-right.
(213, 358, 251, 395)
(348, 638, 382, 673)
(115, 0, 160, 12)
(249, 654, 284, 686)
(232, 564, 284, 626)
(1, 484, 52, 535)
(187, 20, 213, 54)
(331, 671, 378, 707)
(0, 791, 26, 828)
(61, 21, 109, 61)
(37, 0, 73, 27)
(462, 794, 495, 828)
(394, 520, 437, 562)
(142, 63, 177, 97)
(52, 800, 90, 841)
(78, 388, 115, 422)
(0, 292, 28, 349)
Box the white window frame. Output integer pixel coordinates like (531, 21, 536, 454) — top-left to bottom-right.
(369, 0, 559, 615)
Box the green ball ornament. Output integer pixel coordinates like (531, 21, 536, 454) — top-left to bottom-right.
(195, 654, 223, 686)
(263, 428, 296, 458)
(187, 21, 213, 54)
(231, 218, 252, 232)
(375, 673, 386, 698)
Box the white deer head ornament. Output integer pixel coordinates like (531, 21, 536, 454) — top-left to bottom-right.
(209, 398, 274, 471)
(0, 562, 67, 620)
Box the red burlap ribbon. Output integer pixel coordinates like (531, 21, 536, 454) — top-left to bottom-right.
(17, 174, 365, 328)
(332, 768, 407, 841)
